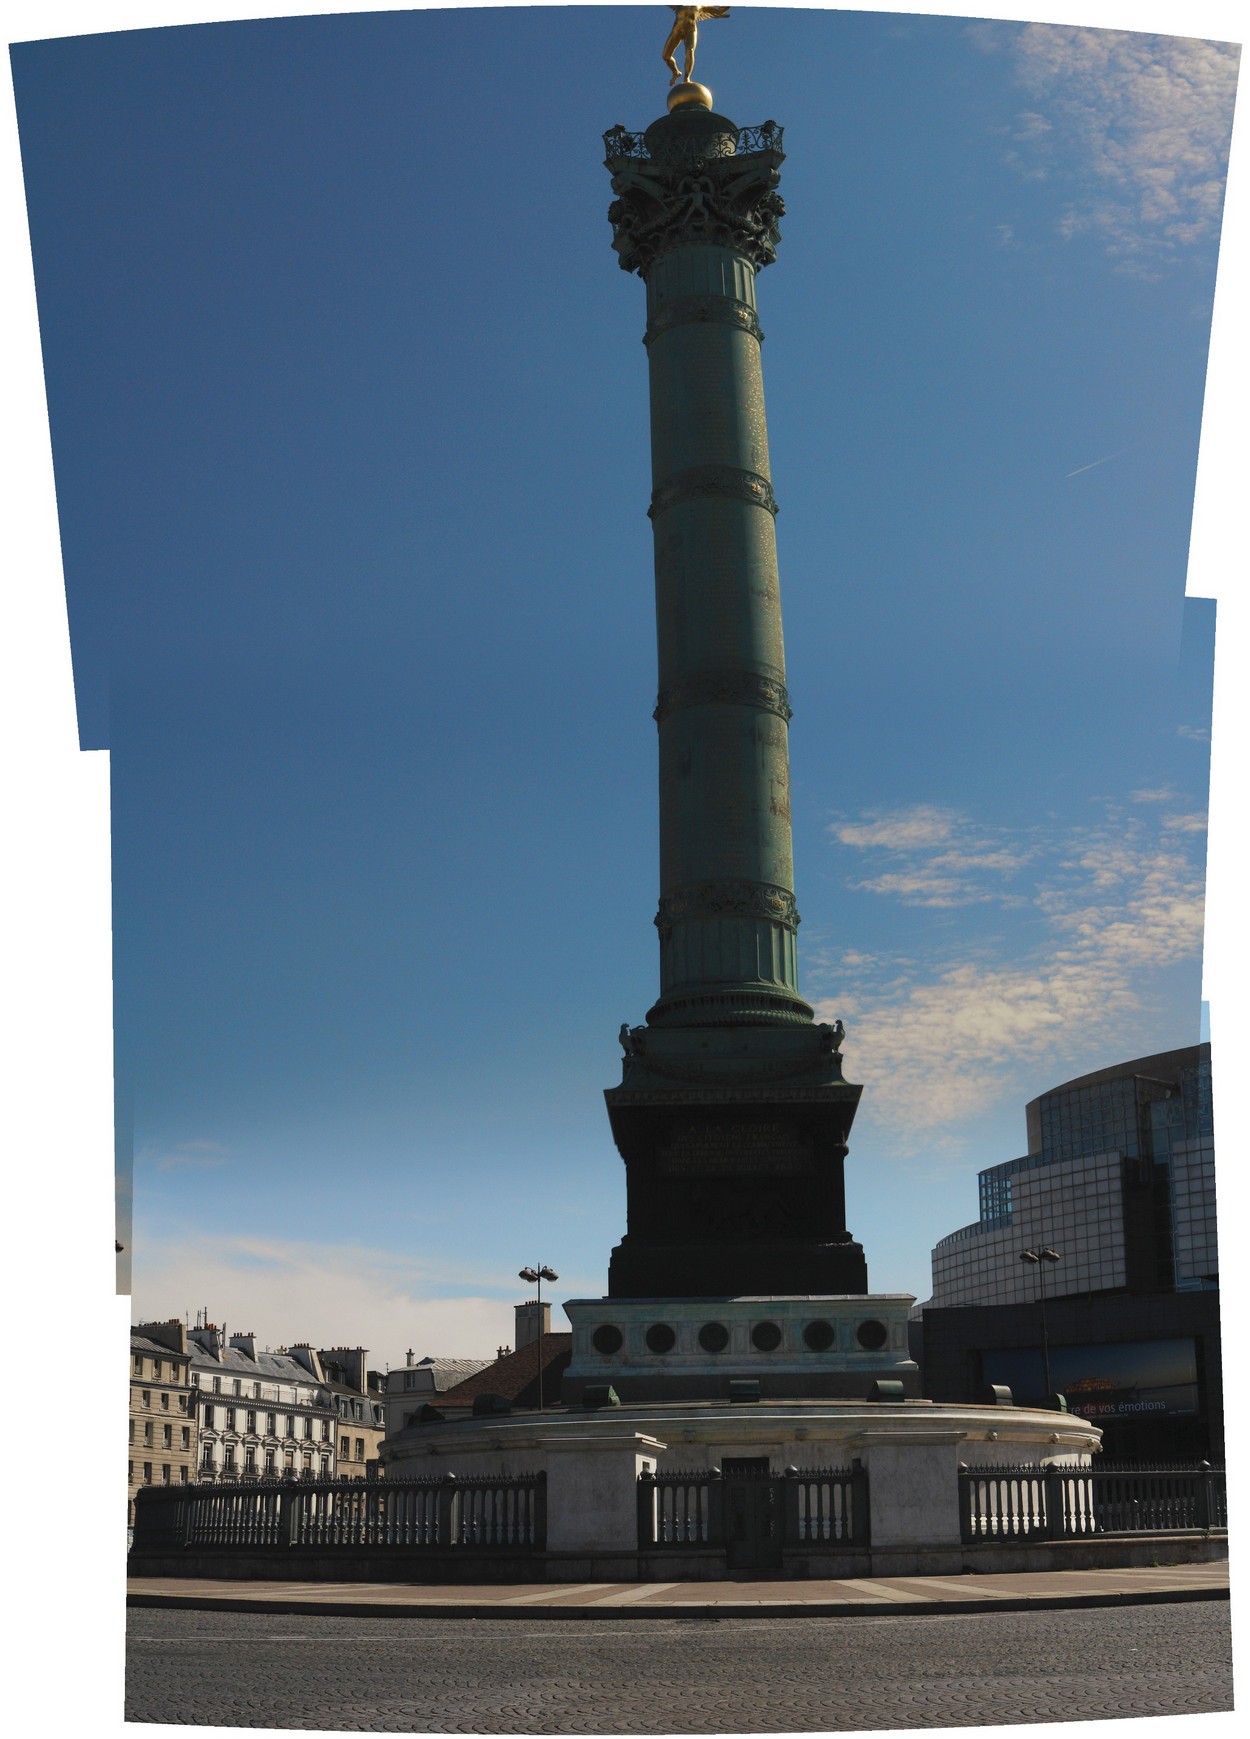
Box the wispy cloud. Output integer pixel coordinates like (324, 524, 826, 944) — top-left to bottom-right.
(129, 1232, 595, 1366)
(831, 805, 1032, 907)
(1066, 448, 1128, 478)
(815, 802, 1205, 1151)
(141, 1139, 234, 1173)
(972, 24, 1239, 271)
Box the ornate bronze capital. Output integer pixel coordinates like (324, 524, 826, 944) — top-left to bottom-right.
(605, 121, 785, 276)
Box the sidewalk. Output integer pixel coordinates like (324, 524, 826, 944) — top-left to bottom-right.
(128, 1560, 1229, 1620)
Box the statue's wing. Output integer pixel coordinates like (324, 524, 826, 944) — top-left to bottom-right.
(698, 6, 732, 19)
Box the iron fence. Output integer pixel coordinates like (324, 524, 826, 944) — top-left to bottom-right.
(638, 1464, 867, 1550)
(960, 1461, 1224, 1543)
(133, 1471, 546, 1554)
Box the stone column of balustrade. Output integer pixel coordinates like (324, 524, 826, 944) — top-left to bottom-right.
(606, 105, 810, 1030)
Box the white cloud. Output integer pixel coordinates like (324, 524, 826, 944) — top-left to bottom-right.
(1163, 811, 1208, 833)
(974, 24, 1239, 269)
(815, 805, 1205, 1152)
(832, 805, 959, 850)
(833, 804, 1031, 906)
(130, 1231, 533, 1368)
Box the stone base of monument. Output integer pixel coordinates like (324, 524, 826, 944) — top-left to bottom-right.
(380, 1397, 1103, 1580)
(561, 1294, 918, 1403)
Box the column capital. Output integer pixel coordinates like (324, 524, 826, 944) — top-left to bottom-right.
(605, 115, 785, 277)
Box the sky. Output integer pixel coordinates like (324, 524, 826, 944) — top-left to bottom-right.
(6, 3, 1242, 1381)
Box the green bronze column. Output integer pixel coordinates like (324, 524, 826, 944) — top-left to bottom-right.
(603, 84, 866, 1300)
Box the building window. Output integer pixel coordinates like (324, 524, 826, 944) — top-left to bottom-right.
(340, 1436, 350, 1459)
(285, 1416, 295, 1437)
(128, 1461, 134, 1480)
(266, 1413, 276, 1436)
(233, 1380, 242, 1396)
(181, 1427, 190, 1450)
(129, 1421, 135, 1445)
(284, 1452, 294, 1471)
(154, 1360, 163, 1380)
(143, 1421, 153, 1445)
(254, 1382, 262, 1400)
(321, 1420, 330, 1442)
(162, 1464, 171, 1485)
(212, 1376, 221, 1394)
(244, 1448, 256, 1473)
(265, 1450, 276, 1474)
(303, 1418, 313, 1439)
(141, 1390, 150, 1407)
(134, 1355, 143, 1376)
(224, 1447, 235, 1472)
(226, 1408, 236, 1431)
(319, 1457, 329, 1478)
(191, 1373, 200, 1387)
(178, 1395, 188, 1411)
(302, 1453, 311, 1471)
(160, 1392, 169, 1409)
(143, 1463, 152, 1484)
(204, 1405, 215, 1428)
(355, 1439, 364, 1461)
(246, 1410, 256, 1434)
(201, 1445, 213, 1469)
(179, 1467, 189, 1484)
(162, 1424, 172, 1448)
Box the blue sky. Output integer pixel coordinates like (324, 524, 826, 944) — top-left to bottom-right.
(8, 4, 1240, 1368)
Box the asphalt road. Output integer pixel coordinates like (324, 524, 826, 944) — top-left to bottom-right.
(125, 1600, 1233, 1731)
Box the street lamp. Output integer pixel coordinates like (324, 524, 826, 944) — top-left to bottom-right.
(518, 1264, 559, 1412)
(1020, 1247, 1062, 1406)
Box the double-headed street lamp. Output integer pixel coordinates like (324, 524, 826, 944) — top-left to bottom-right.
(518, 1264, 559, 1411)
(1019, 1247, 1062, 1406)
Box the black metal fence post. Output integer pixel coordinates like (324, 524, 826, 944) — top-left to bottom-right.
(636, 1467, 656, 1549)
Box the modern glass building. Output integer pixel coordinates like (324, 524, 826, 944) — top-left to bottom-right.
(919, 1045, 1222, 1458)
(932, 1045, 1217, 1307)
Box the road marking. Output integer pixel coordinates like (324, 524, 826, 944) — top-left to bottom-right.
(499, 1583, 615, 1604)
(591, 1582, 682, 1605)
(828, 1579, 922, 1603)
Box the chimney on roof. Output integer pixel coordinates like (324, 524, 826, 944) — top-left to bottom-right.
(406, 1348, 414, 1367)
(514, 1301, 550, 1349)
(319, 1347, 368, 1394)
(497, 1345, 512, 1361)
(286, 1344, 325, 1383)
(137, 1320, 188, 1357)
(229, 1332, 258, 1360)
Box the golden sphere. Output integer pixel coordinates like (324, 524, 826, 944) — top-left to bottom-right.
(668, 81, 713, 113)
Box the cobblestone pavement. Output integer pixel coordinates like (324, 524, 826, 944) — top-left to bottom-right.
(126, 1601, 1233, 1731)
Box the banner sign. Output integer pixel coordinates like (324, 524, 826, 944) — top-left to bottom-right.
(980, 1338, 1199, 1421)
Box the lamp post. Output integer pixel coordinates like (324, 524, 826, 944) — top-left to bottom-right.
(1020, 1248, 1062, 1405)
(518, 1265, 559, 1412)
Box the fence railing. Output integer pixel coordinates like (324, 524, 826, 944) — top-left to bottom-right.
(638, 1465, 868, 1551)
(960, 1462, 1225, 1543)
(602, 120, 784, 165)
(133, 1472, 546, 1554)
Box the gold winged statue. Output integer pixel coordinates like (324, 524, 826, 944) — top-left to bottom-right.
(662, 6, 731, 87)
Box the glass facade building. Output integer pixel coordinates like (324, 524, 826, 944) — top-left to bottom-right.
(931, 1046, 1216, 1308)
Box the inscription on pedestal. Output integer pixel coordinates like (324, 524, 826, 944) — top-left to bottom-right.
(657, 1118, 813, 1177)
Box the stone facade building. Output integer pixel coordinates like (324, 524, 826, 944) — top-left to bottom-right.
(129, 1322, 197, 1522)
(187, 1328, 340, 1480)
(319, 1347, 387, 1477)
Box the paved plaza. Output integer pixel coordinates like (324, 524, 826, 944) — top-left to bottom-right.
(126, 1571, 1232, 1732)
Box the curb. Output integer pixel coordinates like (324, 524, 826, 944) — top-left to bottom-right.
(127, 1584, 1230, 1622)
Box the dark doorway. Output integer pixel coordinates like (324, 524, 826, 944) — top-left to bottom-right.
(721, 1458, 782, 1572)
